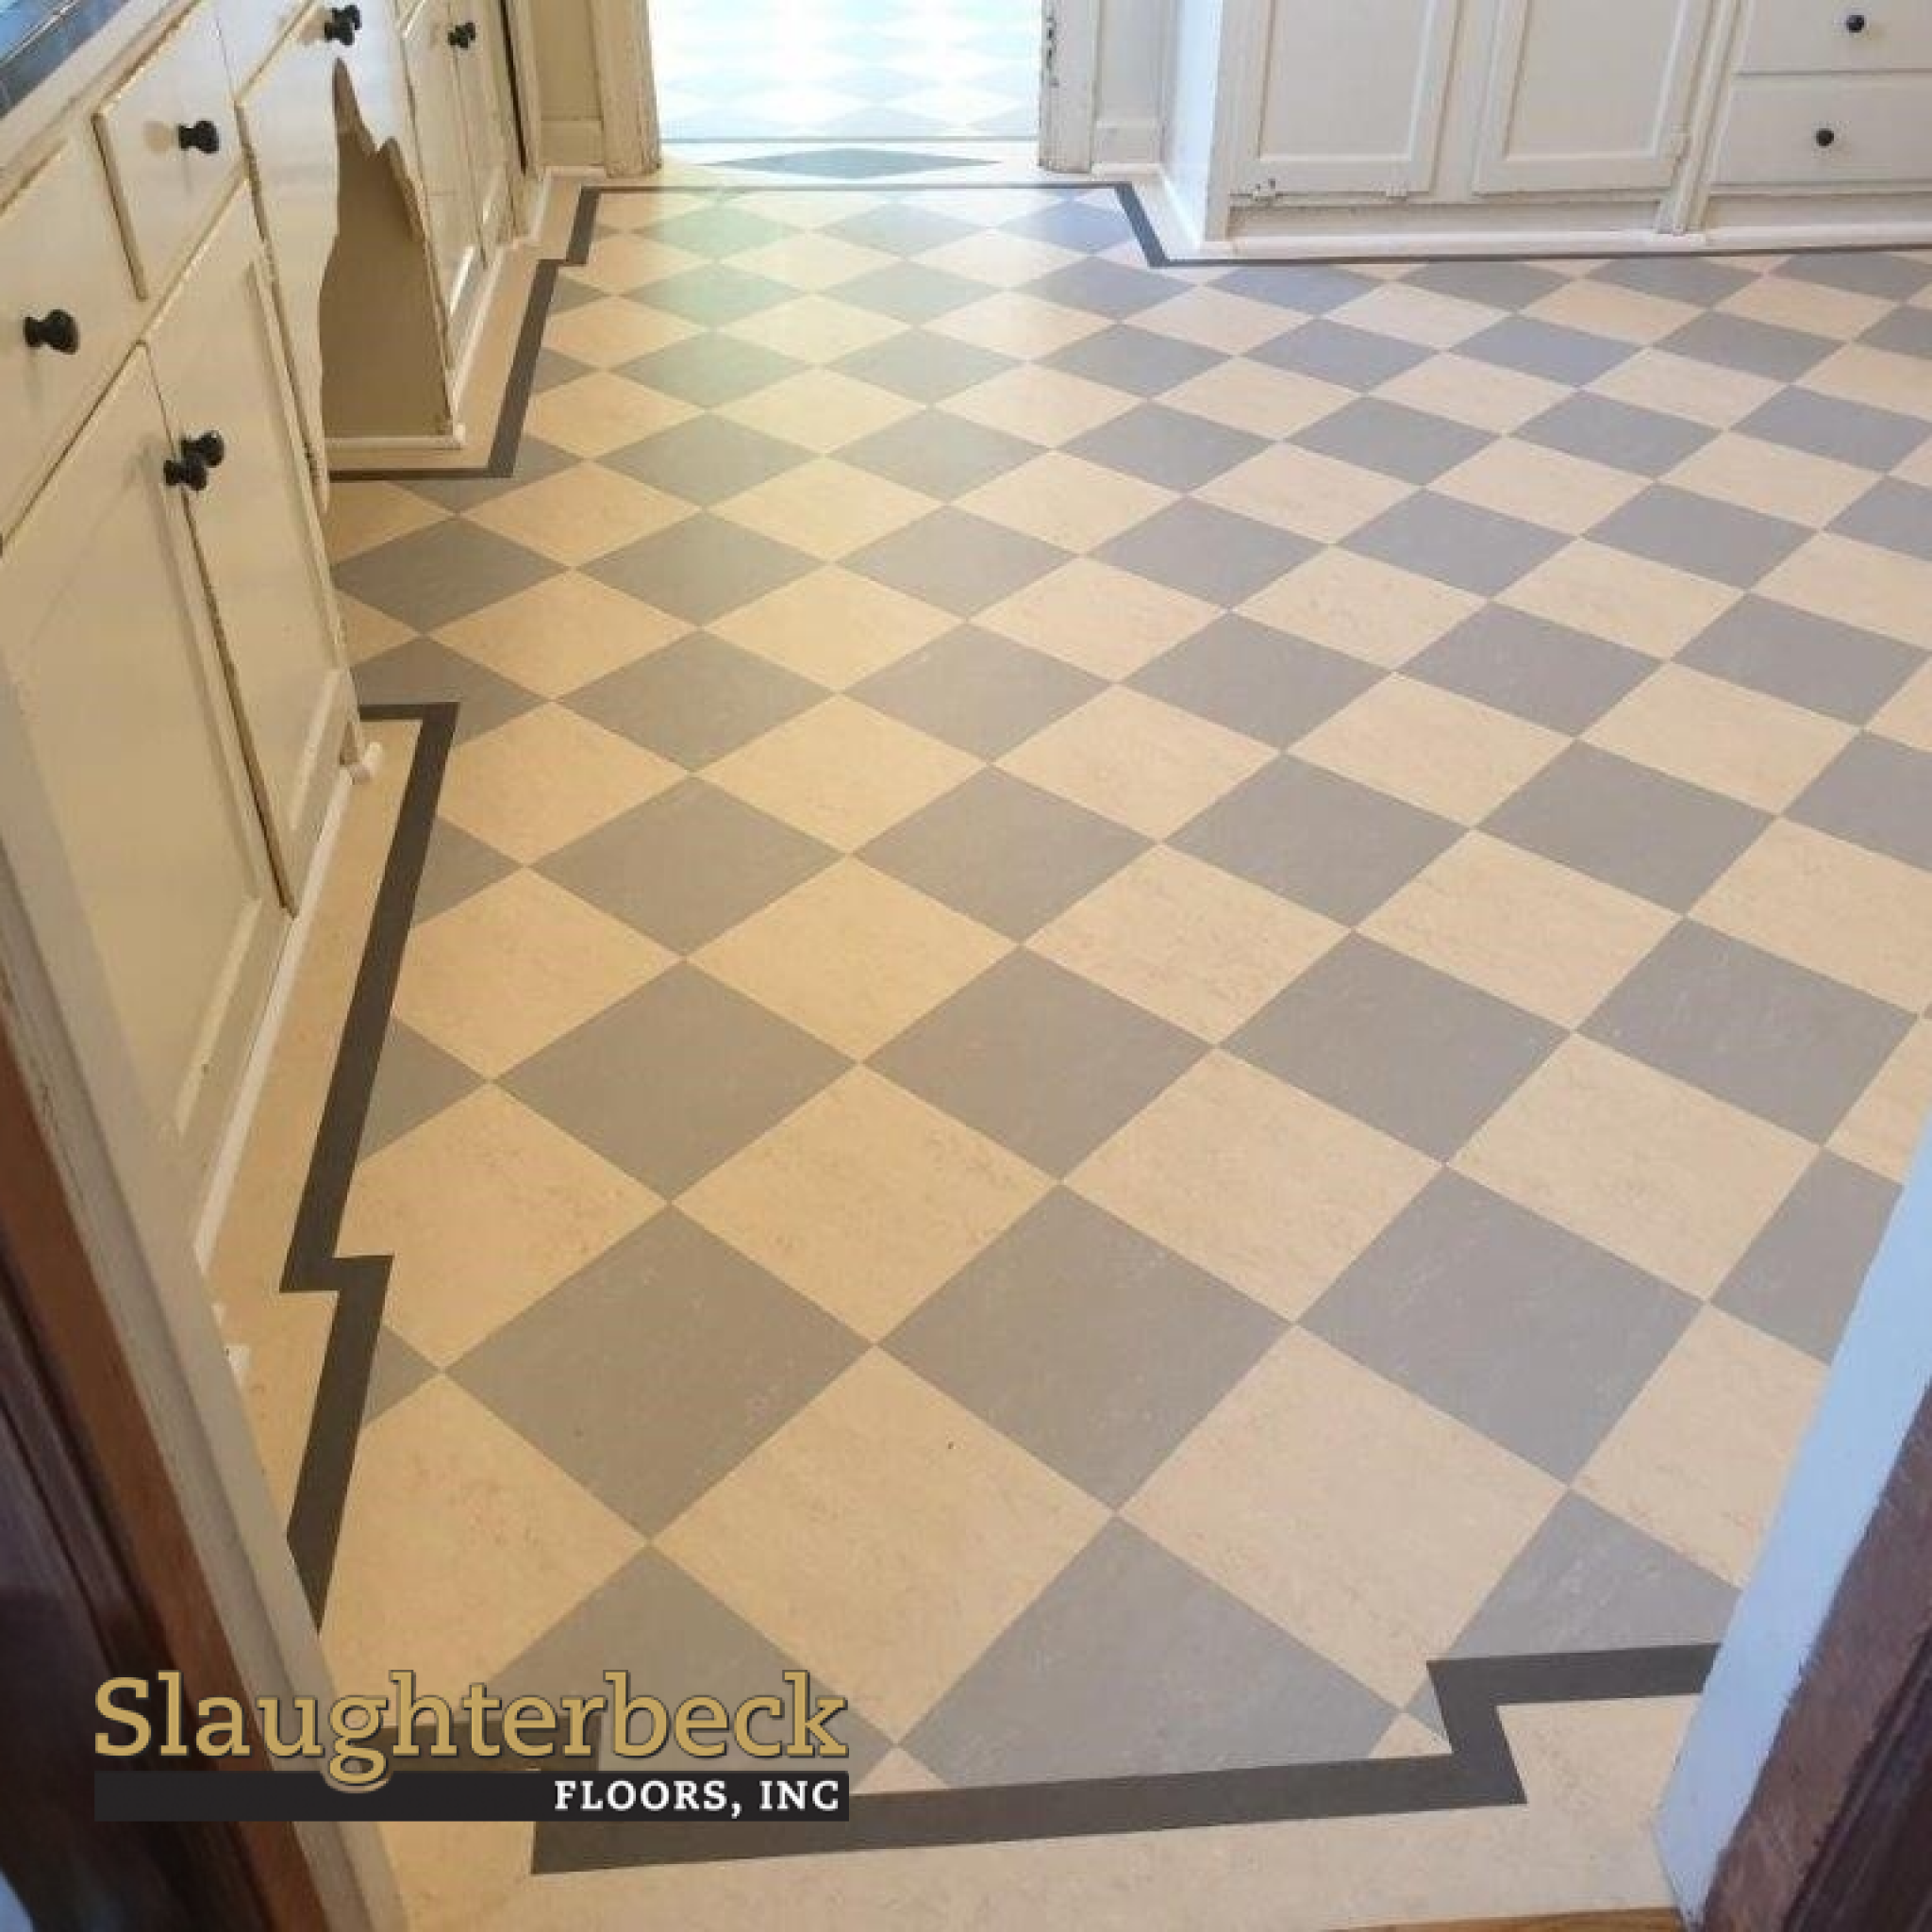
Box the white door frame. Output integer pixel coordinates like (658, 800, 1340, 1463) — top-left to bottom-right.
(1041, 0, 1102, 172)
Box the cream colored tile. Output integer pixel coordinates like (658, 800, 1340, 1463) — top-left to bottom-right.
(727, 231, 895, 291)
(541, 295, 699, 366)
(1589, 348, 1782, 429)
(1873, 659, 1932, 753)
(1800, 343, 1932, 421)
(924, 291, 1107, 358)
(524, 373, 699, 458)
(463, 466, 693, 566)
(438, 707, 681, 862)
(1295, 676, 1566, 823)
(1695, 818, 1932, 1011)
(1073, 1052, 1435, 1316)
(1195, 443, 1414, 542)
(1034, 847, 1343, 1041)
(703, 696, 976, 848)
(1000, 688, 1273, 838)
(1126, 1331, 1560, 1703)
(1329, 282, 1498, 348)
(1579, 1309, 1824, 1586)
(1365, 832, 1674, 1027)
(958, 452, 1176, 553)
(1373, 1713, 1454, 1760)
(1502, 540, 1740, 656)
(855, 1748, 946, 1795)
(567, 232, 704, 293)
(695, 860, 1008, 1057)
(325, 482, 446, 562)
(659, 1353, 1103, 1738)
(726, 189, 867, 231)
(1718, 273, 1891, 341)
(1457, 1037, 1813, 1297)
(715, 457, 935, 561)
(1526, 278, 1701, 345)
(1241, 550, 1482, 669)
(338, 592, 411, 665)
(1160, 359, 1353, 440)
(394, 871, 673, 1077)
(1758, 533, 1932, 649)
(980, 558, 1217, 678)
(1374, 354, 1570, 434)
(1894, 431, 1932, 490)
(1829, 1022, 1932, 1183)
(1131, 285, 1302, 354)
(720, 294, 907, 364)
(1586, 662, 1852, 811)
(325, 1378, 641, 1702)
(720, 369, 918, 454)
(941, 363, 1137, 446)
(1666, 432, 1874, 527)
(342, 1087, 658, 1365)
(710, 566, 953, 687)
(917, 231, 1081, 290)
(1435, 439, 1646, 535)
(436, 573, 687, 697)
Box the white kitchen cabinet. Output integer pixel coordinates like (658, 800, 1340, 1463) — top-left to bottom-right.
(447, 0, 513, 257)
(147, 197, 353, 904)
(1472, 0, 1713, 194)
(0, 352, 284, 1202)
(402, 0, 486, 344)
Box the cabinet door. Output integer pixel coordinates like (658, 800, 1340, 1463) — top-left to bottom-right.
(402, 1, 485, 343)
(1230, 0, 1462, 198)
(1474, 0, 1713, 194)
(0, 354, 284, 1201)
(149, 198, 353, 905)
(446, 0, 511, 257)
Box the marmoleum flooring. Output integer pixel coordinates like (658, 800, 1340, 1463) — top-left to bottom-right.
(306, 168, 1932, 1924)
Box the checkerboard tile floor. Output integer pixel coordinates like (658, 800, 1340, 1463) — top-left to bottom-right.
(649, 0, 1039, 142)
(325, 182, 1932, 1792)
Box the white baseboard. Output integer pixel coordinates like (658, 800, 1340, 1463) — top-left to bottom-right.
(1092, 116, 1162, 170)
(542, 120, 607, 169)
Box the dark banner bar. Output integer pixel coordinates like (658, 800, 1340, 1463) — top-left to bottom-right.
(96, 1770, 850, 1826)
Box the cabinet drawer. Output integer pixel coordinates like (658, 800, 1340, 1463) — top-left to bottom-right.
(1713, 74, 1932, 186)
(0, 139, 142, 535)
(93, 0, 242, 294)
(1740, 0, 1932, 75)
(213, 0, 306, 87)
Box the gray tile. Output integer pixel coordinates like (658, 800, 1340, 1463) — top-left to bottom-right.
(1679, 597, 1921, 724)
(642, 264, 799, 325)
(1520, 393, 1715, 476)
(362, 1326, 437, 1426)
(1662, 312, 1837, 382)
(1230, 937, 1562, 1159)
(1791, 734, 1932, 871)
(841, 409, 1038, 498)
(495, 1548, 890, 1776)
(1309, 1173, 1694, 1477)
(1587, 923, 1910, 1139)
(1346, 491, 1565, 596)
(1175, 757, 1462, 923)
(1859, 307, 1932, 359)
(1408, 607, 1652, 733)
(1462, 315, 1634, 386)
(548, 273, 605, 313)
(1094, 499, 1316, 604)
(1719, 1152, 1900, 1361)
(1248, 320, 1431, 391)
(832, 329, 1017, 403)
(1407, 260, 1567, 311)
(1780, 250, 1932, 301)
(889, 1191, 1281, 1505)
(642, 205, 793, 259)
(873, 951, 1200, 1173)
(848, 508, 1066, 616)
(359, 1022, 481, 1158)
(617, 334, 805, 407)
(353, 639, 542, 742)
(604, 416, 811, 504)
(1738, 387, 1926, 471)
(1027, 258, 1179, 318)
(1587, 256, 1757, 306)
(1005, 198, 1133, 252)
(1129, 615, 1380, 747)
(1043, 324, 1222, 398)
(529, 350, 592, 396)
(1591, 484, 1808, 588)
(587, 515, 816, 625)
(1831, 478, 1932, 562)
(824, 202, 977, 254)
(457, 1211, 860, 1532)
(506, 966, 844, 1193)
(333, 521, 555, 631)
(908, 1522, 1392, 1783)
(568, 632, 825, 767)
(1486, 744, 1768, 909)
(1211, 263, 1381, 314)
(404, 439, 575, 512)
(853, 626, 1102, 758)
(1293, 398, 1492, 486)
(862, 769, 1145, 938)
(412, 818, 517, 921)
(837, 260, 991, 324)
(1063, 403, 1268, 491)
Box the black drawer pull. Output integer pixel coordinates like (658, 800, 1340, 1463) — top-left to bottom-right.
(23, 308, 80, 355)
(163, 450, 210, 492)
(183, 429, 226, 470)
(176, 118, 222, 155)
(322, 5, 358, 44)
(1845, 11, 1868, 30)
(1816, 126, 1838, 147)
(448, 20, 477, 46)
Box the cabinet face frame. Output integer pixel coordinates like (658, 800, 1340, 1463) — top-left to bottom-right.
(1472, 0, 1716, 194)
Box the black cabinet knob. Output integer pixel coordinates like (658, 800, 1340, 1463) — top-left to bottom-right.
(23, 308, 81, 355)
(322, 5, 358, 45)
(1816, 126, 1838, 147)
(183, 429, 226, 470)
(176, 118, 222, 155)
(1846, 11, 1868, 30)
(162, 450, 210, 492)
(448, 20, 477, 46)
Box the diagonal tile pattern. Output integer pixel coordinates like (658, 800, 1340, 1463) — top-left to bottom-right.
(325, 183, 1932, 1802)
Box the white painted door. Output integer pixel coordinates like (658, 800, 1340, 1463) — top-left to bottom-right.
(1473, 0, 1714, 194)
(1228, 0, 1463, 198)
(148, 199, 353, 906)
(403, 0, 486, 343)
(447, 1, 513, 254)
(0, 353, 284, 1202)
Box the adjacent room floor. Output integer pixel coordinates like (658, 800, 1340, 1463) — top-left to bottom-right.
(264, 166, 1932, 1924)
